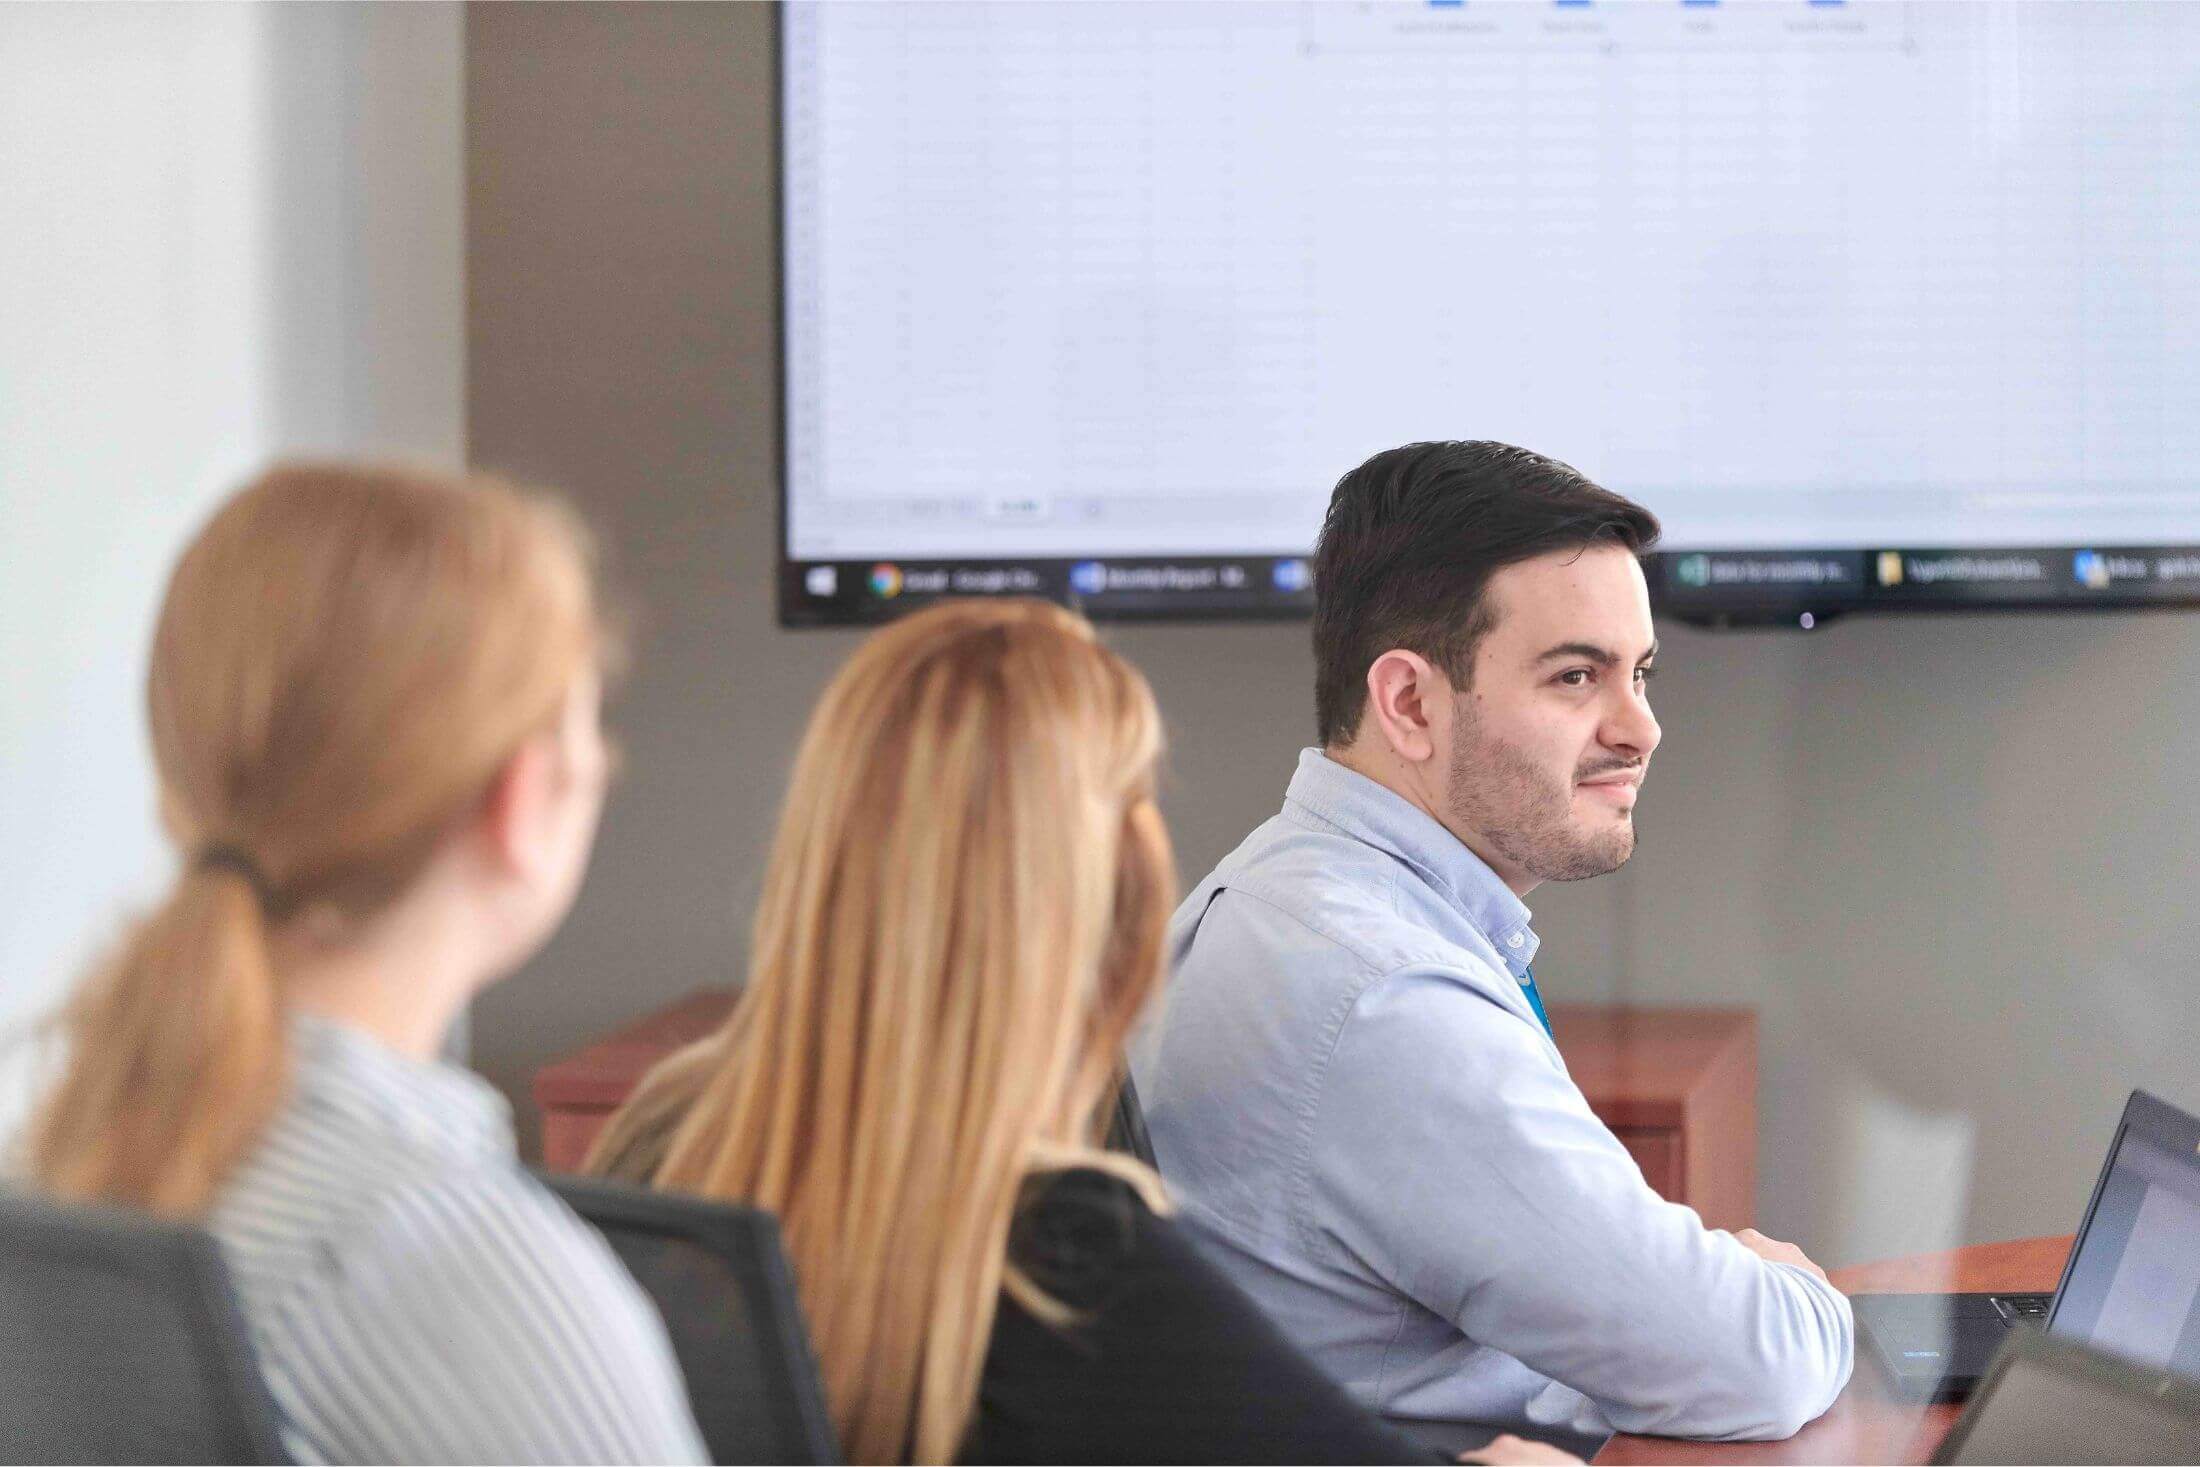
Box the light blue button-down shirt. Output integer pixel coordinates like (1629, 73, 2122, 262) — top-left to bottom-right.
(1132, 749, 1853, 1442)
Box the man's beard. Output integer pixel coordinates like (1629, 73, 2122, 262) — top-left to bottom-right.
(1447, 702, 1639, 883)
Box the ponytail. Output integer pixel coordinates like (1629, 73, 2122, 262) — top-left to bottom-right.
(21, 462, 606, 1219)
(26, 858, 287, 1217)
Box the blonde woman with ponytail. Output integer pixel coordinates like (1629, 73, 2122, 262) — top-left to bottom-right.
(592, 600, 1565, 1466)
(21, 464, 705, 1465)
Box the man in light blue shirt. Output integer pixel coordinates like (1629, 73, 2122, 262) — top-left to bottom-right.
(1133, 441, 1852, 1445)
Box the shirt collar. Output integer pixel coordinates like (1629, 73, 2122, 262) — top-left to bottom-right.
(1283, 748, 1541, 969)
(288, 1011, 515, 1163)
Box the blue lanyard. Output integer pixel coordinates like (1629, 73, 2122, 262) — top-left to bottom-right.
(1517, 965, 1554, 1041)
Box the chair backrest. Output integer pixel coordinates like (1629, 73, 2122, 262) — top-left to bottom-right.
(1933, 1326, 2200, 1465)
(545, 1174, 841, 1465)
(0, 1189, 287, 1465)
(1105, 1070, 1157, 1167)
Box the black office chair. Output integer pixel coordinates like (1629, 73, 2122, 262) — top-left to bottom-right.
(0, 1189, 288, 1465)
(1105, 1069, 1157, 1166)
(545, 1174, 841, 1465)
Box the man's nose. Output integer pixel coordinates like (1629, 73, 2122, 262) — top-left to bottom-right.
(1606, 689, 1661, 760)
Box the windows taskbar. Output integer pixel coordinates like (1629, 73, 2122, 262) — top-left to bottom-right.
(1651, 546, 2200, 618)
(778, 546, 2200, 626)
(779, 555, 1318, 625)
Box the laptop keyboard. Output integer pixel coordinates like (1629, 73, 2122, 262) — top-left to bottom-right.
(1991, 1293, 2053, 1324)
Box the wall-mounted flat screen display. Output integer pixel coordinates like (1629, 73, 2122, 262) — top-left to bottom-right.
(780, 1, 2200, 625)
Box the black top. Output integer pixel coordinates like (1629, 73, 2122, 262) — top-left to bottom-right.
(961, 1167, 1439, 1465)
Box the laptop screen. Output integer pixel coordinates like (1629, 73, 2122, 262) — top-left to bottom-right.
(2051, 1121, 2200, 1378)
(1934, 1330, 2200, 1466)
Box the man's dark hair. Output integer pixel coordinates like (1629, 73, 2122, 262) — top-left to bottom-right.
(1311, 440, 1660, 747)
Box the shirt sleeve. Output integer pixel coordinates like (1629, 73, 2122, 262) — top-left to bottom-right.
(1311, 966, 1854, 1441)
(264, 1168, 709, 1465)
(965, 1168, 1445, 1465)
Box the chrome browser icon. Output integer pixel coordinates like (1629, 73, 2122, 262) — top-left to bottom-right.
(869, 563, 904, 599)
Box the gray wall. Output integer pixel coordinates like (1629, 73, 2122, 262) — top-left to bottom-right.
(466, 2, 2200, 1266)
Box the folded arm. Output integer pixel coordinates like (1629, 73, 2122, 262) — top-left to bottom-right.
(1313, 967, 1853, 1441)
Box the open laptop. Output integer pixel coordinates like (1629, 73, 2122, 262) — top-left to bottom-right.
(1856, 1088, 2200, 1400)
(1931, 1327, 2200, 1465)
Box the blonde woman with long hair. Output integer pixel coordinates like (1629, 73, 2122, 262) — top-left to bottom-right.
(592, 601, 1569, 1465)
(20, 464, 704, 1464)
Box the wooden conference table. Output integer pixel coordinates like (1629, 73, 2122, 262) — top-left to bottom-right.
(1596, 1235, 2073, 1465)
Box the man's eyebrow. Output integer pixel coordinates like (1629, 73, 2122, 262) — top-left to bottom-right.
(1534, 640, 1661, 667)
(1535, 641, 1619, 667)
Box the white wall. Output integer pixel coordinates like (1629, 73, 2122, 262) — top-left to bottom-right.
(0, 3, 463, 1135)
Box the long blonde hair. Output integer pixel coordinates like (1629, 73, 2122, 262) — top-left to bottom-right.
(23, 462, 607, 1217)
(592, 598, 1177, 1465)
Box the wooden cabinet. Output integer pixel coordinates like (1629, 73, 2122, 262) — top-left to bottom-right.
(1548, 1002, 1758, 1233)
(535, 993, 1757, 1229)
(533, 990, 735, 1177)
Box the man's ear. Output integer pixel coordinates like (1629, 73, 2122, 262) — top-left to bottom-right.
(476, 733, 557, 882)
(1362, 649, 1442, 766)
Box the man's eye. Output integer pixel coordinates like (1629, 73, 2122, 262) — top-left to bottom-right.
(1558, 669, 1592, 687)
(1635, 665, 1657, 684)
